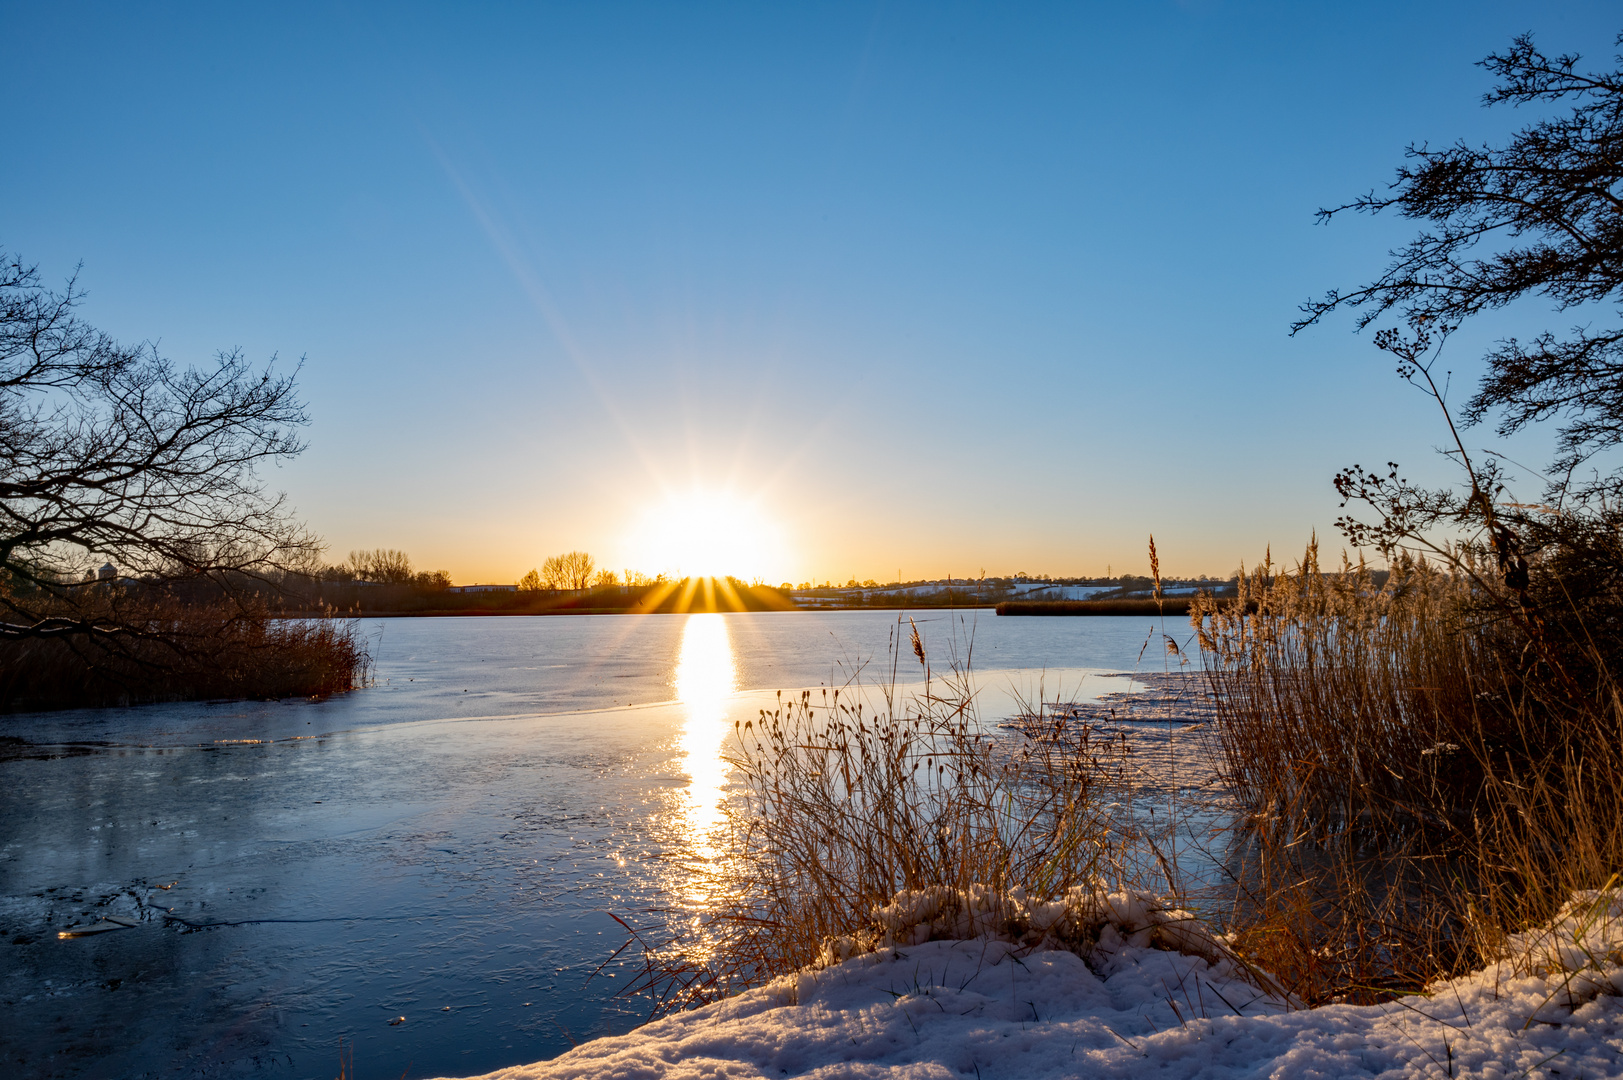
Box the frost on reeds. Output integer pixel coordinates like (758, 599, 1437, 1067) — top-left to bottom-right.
(611, 620, 1211, 1014)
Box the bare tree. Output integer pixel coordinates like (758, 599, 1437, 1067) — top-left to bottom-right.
(538, 554, 568, 591)
(1297, 32, 1623, 507)
(346, 548, 412, 584)
(0, 249, 317, 638)
(1298, 33, 1623, 684)
(538, 551, 595, 591)
(561, 550, 595, 591)
(517, 569, 543, 592)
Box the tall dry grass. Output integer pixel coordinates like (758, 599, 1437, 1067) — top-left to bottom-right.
(1190, 540, 1486, 827)
(1464, 674, 1623, 973)
(1189, 538, 1623, 1004)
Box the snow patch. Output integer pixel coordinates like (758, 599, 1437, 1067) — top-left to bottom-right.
(442, 889, 1623, 1079)
(812, 885, 1238, 982)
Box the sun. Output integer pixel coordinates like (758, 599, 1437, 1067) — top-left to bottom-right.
(623, 489, 786, 581)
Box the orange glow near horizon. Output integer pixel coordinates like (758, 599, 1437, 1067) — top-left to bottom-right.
(623, 575, 795, 613)
(623, 489, 787, 582)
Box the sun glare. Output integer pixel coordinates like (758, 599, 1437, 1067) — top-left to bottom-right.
(625, 489, 785, 581)
(674, 613, 736, 859)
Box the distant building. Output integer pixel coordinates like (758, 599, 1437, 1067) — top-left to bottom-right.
(447, 584, 518, 594)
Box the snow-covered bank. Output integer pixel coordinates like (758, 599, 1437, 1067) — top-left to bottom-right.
(444, 892, 1623, 1080)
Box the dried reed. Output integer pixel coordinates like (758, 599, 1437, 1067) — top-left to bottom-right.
(1462, 673, 1623, 971)
(612, 624, 1159, 1014)
(0, 591, 369, 712)
(1190, 539, 1484, 827)
(1190, 537, 1623, 1004)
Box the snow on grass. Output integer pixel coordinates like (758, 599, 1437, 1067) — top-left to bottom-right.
(443, 890, 1623, 1079)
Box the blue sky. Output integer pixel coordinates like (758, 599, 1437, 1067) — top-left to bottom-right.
(4, 2, 1619, 583)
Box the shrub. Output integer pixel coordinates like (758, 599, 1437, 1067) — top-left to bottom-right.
(0, 590, 368, 712)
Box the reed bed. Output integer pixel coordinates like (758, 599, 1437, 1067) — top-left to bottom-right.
(1190, 538, 1623, 1005)
(1190, 542, 1485, 827)
(0, 592, 369, 712)
(1464, 674, 1623, 975)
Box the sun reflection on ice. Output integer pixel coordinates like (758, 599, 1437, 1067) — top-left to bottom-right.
(674, 613, 736, 859)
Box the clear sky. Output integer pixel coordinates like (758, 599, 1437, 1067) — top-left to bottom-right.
(4, 2, 1618, 584)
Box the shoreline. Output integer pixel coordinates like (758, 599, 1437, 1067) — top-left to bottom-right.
(277, 600, 1224, 618)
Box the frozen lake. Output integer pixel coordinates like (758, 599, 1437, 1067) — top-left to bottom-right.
(0, 610, 1193, 1080)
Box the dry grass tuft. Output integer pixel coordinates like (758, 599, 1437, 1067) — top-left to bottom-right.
(611, 626, 1175, 1014)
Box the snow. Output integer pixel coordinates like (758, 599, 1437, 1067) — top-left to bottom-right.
(438, 888, 1623, 1079)
(1010, 584, 1118, 601)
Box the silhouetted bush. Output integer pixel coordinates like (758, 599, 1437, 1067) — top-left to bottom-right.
(0, 592, 367, 713)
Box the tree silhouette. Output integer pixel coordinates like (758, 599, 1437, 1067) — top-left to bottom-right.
(0, 249, 316, 639)
(1297, 32, 1623, 505)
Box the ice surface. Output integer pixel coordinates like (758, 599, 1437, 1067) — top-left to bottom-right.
(0, 613, 1167, 1078)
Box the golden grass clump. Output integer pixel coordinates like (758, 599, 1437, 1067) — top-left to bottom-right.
(1190, 536, 1623, 1005)
(1190, 538, 1484, 827)
(612, 640, 1172, 1014)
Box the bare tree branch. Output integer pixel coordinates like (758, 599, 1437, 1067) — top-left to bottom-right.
(1294, 31, 1623, 503)
(0, 248, 319, 639)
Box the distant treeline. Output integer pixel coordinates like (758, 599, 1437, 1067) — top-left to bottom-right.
(279, 576, 793, 616)
(273, 544, 1268, 616)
